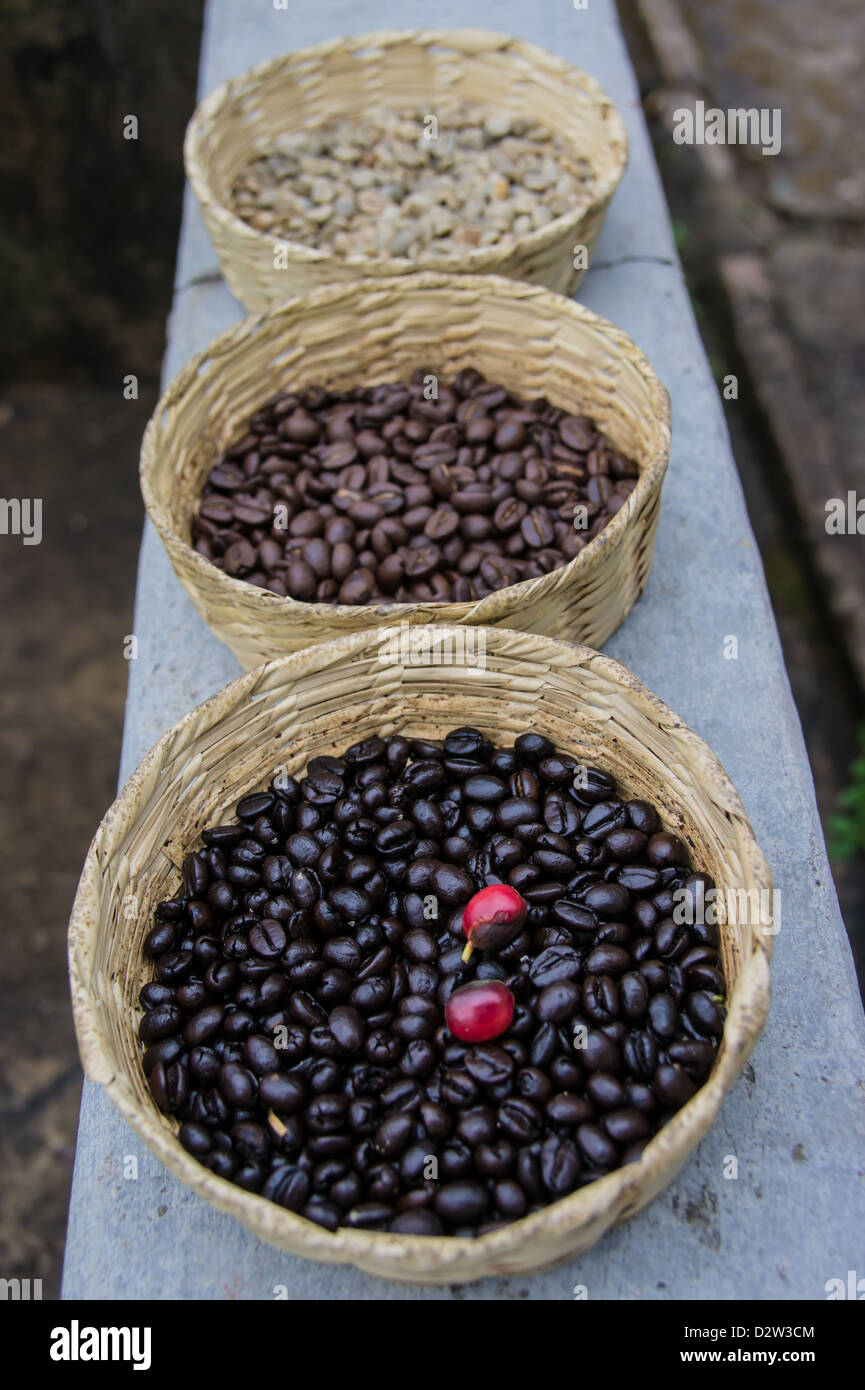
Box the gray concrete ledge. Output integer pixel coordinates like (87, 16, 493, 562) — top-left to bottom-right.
(62, 0, 865, 1301)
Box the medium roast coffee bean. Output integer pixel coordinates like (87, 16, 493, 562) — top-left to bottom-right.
(194, 372, 641, 605)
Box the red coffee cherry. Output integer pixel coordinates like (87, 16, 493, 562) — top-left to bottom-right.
(445, 980, 516, 1044)
(461, 884, 527, 962)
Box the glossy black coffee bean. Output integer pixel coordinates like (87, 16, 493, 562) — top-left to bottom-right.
(141, 726, 721, 1236)
(434, 1181, 488, 1224)
(581, 800, 627, 840)
(138, 1004, 183, 1045)
(686, 990, 725, 1037)
(545, 1092, 593, 1127)
(583, 882, 631, 919)
(550, 900, 598, 938)
(497, 1097, 542, 1143)
(604, 1108, 650, 1144)
(259, 1073, 305, 1114)
(581, 1030, 623, 1076)
(528, 944, 582, 988)
(647, 832, 686, 868)
(149, 1060, 189, 1113)
(617, 864, 661, 894)
(576, 1122, 619, 1169)
(647, 992, 680, 1041)
(586, 1071, 625, 1110)
(540, 1135, 581, 1194)
(583, 973, 619, 1024)
(623, 1030, 658, 1080)
(536, 979, 580, 1023)
(584, 944, 631, 976)
(620, 971, 649, 1023)
(387, 1207, 441, 1235)
(549, 1055, 583, 1091)
(653, 1063, 696, 1109)
(668, 1039, 716, 1076)
(142, 1037, 183, 1074)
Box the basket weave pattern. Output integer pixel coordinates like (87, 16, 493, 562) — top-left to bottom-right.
(141, 273, 671, 670)
(68, 627, 772, 1284)
(184, 29, 629, 310)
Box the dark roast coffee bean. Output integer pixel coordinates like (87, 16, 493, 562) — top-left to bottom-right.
(648, 993, 680, 1041)
(434, 1181, 489, 1224)
(540, 1135, 581, 1194)
(647, 832, 686, 868)
(259, 1073, 305, 1114)
(149, 1060, 188, 1113)
(576, 1122, 619, 1169)
(497, 1097, 542, 1143)
(536, 980, 580, 1023)
(528, 944, 582, 987)
(585, 944, 631, 976)
(142, 1037, 183, 1073)
(329, 1005, 365, 1054)
(584, 973, 619, 1024)
(464, 1044, 514, 1087)
(667, 1039, 716, 1076)
(686, 990, 725, 1037)
(545, 1092, 593, 1126)
(620, 972, 649, 1023)
(653, 1063, 696, 1109)
(140, 727, 720, 1237)
(583, 882, 631, 919)
(603, 1108, 650, 1144)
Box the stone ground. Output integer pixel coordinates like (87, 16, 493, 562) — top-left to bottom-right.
(2, 0, 863, 1299)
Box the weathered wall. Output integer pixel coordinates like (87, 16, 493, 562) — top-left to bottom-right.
(0, 0, 204, 380)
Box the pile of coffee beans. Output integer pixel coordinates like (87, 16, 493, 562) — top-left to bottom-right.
(192, 369, 640, 604)
(229, 104, 595, 260)
(139, 727, 725, 1237)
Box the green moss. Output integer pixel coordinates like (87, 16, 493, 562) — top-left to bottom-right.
(829, 725, 865, 860)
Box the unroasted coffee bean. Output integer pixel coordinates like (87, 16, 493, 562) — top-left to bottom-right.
(140, 729, 722, 1236)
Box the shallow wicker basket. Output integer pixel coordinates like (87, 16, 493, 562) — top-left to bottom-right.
(184, 29, 629, 309)
(141, 272, 670, 670)
(69, 626, 772, 1285)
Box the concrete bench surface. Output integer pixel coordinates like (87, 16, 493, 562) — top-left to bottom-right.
(62, 0, 865, 1301)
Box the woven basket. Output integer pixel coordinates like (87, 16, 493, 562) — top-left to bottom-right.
(69, 626, 772, 1285)
(141, 272, 671, 670)
(184, 29, 629, 310)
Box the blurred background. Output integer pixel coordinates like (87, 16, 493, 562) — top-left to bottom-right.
(0, 0, 861, 1296)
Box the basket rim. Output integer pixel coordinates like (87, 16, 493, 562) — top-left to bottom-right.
(140, 271, 671, 624)
(183, 27, 630, 275)
(68, 625, 772, 1277)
